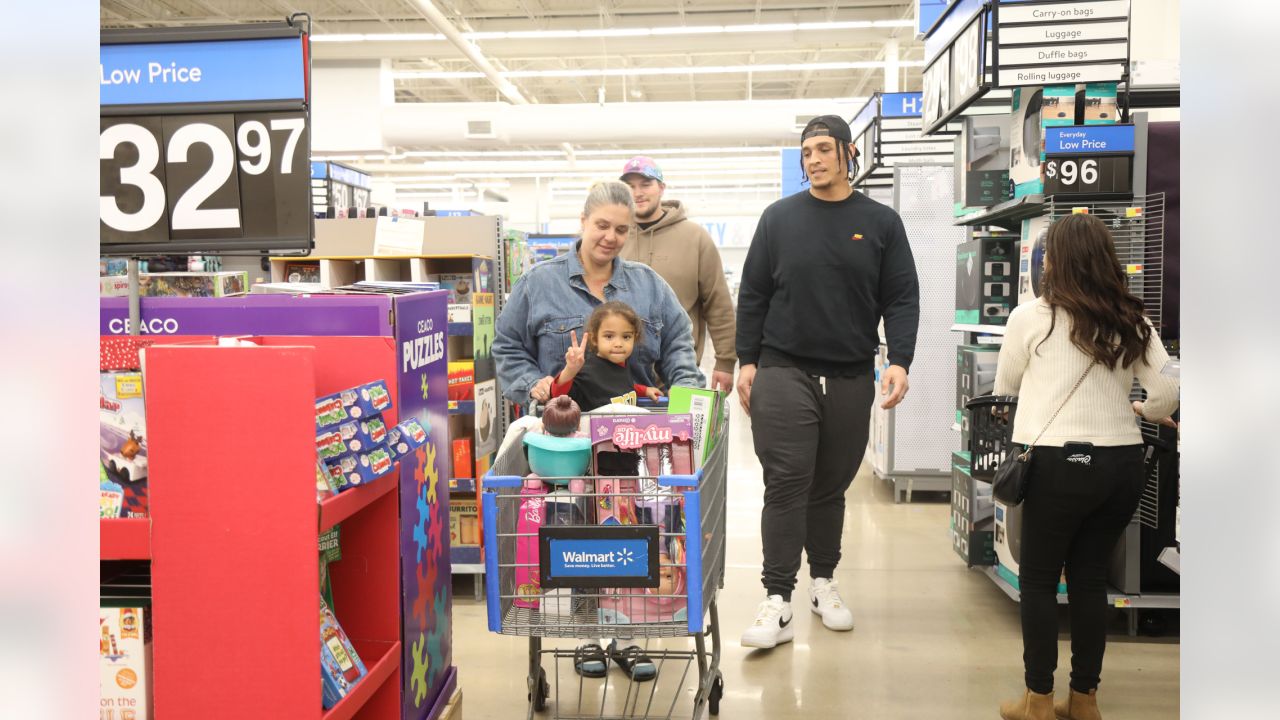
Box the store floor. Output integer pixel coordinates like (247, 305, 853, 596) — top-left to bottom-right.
(450, 399, 1179, 719)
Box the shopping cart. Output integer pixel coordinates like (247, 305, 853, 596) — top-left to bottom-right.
(482, 404, 728, 720)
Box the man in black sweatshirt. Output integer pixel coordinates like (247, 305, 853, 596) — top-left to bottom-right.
(736, 115, 920, 649)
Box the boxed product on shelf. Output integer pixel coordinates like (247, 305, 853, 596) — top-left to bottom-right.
(100, 371, 148, 518)
(331, 445, 396, 488)
(283, 262, 321, 283)
(316, 460, 340, 500)
(320, 526, 342, 609)
(1018, 215, 1053, 305)
(452, 437, 473, 479)
(1084, 82, 1119, 125)
(957, 345, 1000, 448)
(317, 429, 348, 461)
(956, 115, 1011, 211)
(667, 387, 725, 468)
(447, 361, 475, 401)
(101, 271, 251, 298)
(449, 498, 480, 548)
(427, 273, 474, 305)
(101, 257, 128, 277)
(387, 417, 429, 459)
(315, 393, 352, 430)
(950, 458, 995, 567)
(955, 236, 1019, 326)
(320, 596, 368, 710)
(337, 415, 389, 455)
(339, 380, 393, 419)
(100, 599, 153, 720)
(1010, 85, 1077, 198)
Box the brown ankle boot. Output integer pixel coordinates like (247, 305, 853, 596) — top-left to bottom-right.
(999, 689, 1056, 720)
(1054, 688, 1101, 720)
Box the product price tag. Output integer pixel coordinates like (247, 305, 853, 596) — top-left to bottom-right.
(1044, 155, 1134, 197)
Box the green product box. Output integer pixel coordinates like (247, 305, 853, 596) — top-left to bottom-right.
(667, 387, 725, 469)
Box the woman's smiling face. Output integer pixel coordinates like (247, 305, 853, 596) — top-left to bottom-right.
(579, 203, 632, 267)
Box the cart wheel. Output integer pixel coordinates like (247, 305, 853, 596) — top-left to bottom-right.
(708, 676, 723, 716)
(529, 668, 549, 712)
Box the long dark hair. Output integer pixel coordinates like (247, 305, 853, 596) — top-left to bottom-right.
(1037, 213, 1152, 369)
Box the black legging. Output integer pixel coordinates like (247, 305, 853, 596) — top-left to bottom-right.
(1018, 444, 1145, 694)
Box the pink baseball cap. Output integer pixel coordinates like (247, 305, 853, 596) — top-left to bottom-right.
(620, 156, 664, 183)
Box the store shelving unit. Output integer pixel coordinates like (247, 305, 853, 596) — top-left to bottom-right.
(142, 340, 404, 719)
(980, 566, 1179, 636)
(952, 195, 1046, 231)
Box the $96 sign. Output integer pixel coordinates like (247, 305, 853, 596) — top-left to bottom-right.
(100, 111, 312, 252)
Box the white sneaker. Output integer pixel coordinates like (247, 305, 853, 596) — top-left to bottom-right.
(740, 595, 794, 649)
(809, 578, 854, 631)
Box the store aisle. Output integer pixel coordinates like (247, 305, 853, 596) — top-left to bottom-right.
(450, 399, 1179, 719)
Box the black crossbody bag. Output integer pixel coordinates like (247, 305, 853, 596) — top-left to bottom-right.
(992, 361, 1097, 505)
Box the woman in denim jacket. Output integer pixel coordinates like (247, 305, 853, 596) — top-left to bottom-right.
(494, 181, 705, 408)
(492, 180, 705, 683)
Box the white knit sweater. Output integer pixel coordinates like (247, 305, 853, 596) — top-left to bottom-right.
(994, 299, 1179, 447)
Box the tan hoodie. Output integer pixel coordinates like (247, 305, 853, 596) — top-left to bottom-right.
(622, 200, 738, 374)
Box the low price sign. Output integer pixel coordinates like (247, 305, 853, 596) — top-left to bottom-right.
(1043, 124, 1136, 197)
(100, 24, 313, 255)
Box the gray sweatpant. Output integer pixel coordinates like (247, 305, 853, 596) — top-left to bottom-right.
(749, 365, 875, 599)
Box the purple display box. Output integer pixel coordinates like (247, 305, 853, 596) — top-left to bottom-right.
(589, 413, 696, 477)
(101, 292, 455, 720)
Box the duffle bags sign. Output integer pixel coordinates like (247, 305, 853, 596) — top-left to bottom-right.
(993, 0, 1132, 87)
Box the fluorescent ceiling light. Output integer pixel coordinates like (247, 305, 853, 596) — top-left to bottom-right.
(395, 60, 924, 80)
(313, 20, 915, 44)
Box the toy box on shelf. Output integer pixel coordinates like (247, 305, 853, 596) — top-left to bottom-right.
(100, 292, 457, 720)
(100, 597, 153, 720)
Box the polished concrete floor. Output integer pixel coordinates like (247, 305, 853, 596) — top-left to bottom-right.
(450, 399, 1179, 719)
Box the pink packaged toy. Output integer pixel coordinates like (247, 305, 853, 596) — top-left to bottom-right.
(513, 475, 545, 609)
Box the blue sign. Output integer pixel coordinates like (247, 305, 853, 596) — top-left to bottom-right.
(546, 538, 651, 579)
(882, 92, 924, 118)
(1045, 125, 1136, 155)
(918, 0, 954, 36)
(848, 97, 880, 140)
(310, 161, 329, 180)
(328, 164, 371, 189)
(100, 37, 305, 106)
(924, 0, 984, 64)
(781, 148, 806, 196)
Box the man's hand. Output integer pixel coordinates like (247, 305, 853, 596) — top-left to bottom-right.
(711, 369, 734, 395)
(1133, 400, 1178, 429)
(736, 364, 757, 416)
(530, 375, 554, 404)
(880, 365, 909, 409)
(644, 386, 663, 402)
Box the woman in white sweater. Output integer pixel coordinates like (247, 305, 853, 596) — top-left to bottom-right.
(994, 213, 1179, 720)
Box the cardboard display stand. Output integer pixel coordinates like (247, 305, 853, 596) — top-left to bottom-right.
(100, 291, 455, 720)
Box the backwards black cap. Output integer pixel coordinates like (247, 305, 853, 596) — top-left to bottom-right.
(801, 114, 853, 144)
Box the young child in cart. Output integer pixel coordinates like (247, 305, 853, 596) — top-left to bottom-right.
(550, 301, 663, 410)
(546, 301, 667, 682)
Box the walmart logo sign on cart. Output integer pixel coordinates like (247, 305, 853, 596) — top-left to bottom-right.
(547, 538, 649, 578)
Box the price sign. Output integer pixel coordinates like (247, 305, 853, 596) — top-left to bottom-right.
(101, 23, 312, 255)
(1043, 156, 1133, 196)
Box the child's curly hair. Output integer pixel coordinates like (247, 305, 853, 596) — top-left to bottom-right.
(585, 301, 643, 351)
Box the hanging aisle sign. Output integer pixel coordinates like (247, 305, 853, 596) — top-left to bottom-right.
(853, 92, 956, 187)
(920, 0, 991, 135)
(100, 22, 313, 255)
(993, 0, 1132, 88)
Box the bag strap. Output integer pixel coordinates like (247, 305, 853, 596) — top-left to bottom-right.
(1025, 360, 1098, 453)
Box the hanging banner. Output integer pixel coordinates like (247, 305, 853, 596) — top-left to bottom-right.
(993, 0, 1132, 88)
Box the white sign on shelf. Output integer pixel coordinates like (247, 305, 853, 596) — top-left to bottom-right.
(997, 63, 1126, 86)
(881, 117, 924, 132)
(880, 141, 955, 156)
(372, 216, 425, 256)
(998, 42, 1128, 66)
(998, 19, 1128, 45)
(922, 47, 951, 130)
(997, 0, 1130, 24)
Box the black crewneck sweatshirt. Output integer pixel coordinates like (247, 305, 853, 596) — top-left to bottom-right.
(736, 190, 920, 376)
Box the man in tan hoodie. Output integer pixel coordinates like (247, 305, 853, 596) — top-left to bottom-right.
(619, 156, 737, 392)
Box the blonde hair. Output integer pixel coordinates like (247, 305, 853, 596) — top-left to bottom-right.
(582, 180, 635, 218)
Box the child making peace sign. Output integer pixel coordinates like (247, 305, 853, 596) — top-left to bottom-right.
(550, 301, 663, 410)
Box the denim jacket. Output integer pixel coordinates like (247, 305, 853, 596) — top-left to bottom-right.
(494, 243, 705, 406)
